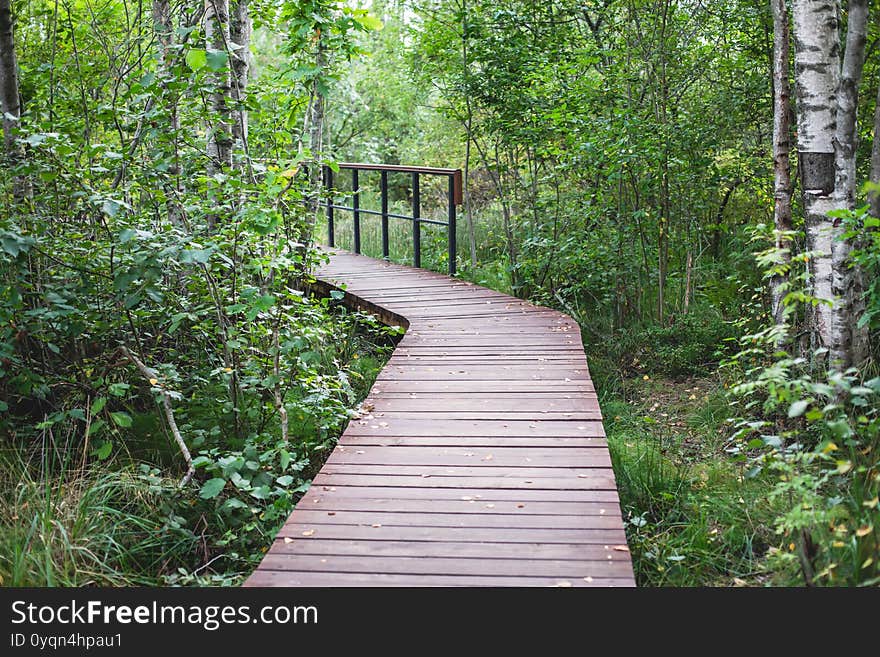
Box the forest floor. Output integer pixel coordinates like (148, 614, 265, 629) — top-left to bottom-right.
(602, 373, 781, 587)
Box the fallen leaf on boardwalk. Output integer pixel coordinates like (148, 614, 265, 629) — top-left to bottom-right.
(613, 545, 630, 552)
(485, 504, 495, 508)
(301, 530, 315, 537)
(461, 496, 474, 501)
(327, 512, 336, 516)
(577, 474, 589, 478)
(483, 454, 493, 461)
(371, 523, 382, 528)
(583, 577, 593, 583)
(555, 581, 572, 587)
(517, 504, 525, 508)
(599, 509, 606, 515)
(283, 537, 294, 544)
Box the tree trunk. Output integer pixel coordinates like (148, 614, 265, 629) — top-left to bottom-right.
(871, 79, 880, 218)
(152, 0, 183, 226)
(461, 0, 477, 269)
(792, 0, 840, 350)
(230, 0, 251, 157)
(205, 0, 232, 175)
(302, 44, 327, 248)
(829, 0, 869, 367)
(0, 0, 25, 201)
(770, 0, 794, 327)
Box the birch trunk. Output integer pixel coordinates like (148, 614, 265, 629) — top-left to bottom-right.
(152, 0, 183, 226)
(792, 0, 840, 350)
(770, 0, 794, 327)
(870, 80, 880, 219)
(205, 0, 233, 174)
(230, 0, 251, 157)
(0, 0, 26, 201)
(303, 44, 327, 247)
(830, 0, 869, 367)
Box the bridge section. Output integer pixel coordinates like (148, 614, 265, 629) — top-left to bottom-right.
(245, 250, 634, 587)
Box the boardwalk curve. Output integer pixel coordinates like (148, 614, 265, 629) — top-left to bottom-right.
(245, 250, 634, 587)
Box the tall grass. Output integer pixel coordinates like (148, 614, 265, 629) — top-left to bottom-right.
(0, 445, 198, 586)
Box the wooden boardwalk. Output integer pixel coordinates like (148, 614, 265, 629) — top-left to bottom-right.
(245, 250, 634, 587)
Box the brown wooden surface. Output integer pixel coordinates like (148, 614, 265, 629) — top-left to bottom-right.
(244, 250, 634, 587)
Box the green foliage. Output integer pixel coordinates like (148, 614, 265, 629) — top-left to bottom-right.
(721, 231, 880, 586)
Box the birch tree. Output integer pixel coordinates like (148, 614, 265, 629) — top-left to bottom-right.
(870, 82, 880, 219)
(230, 0, 251, 157)
(829, 0, 869, 367)
(0, 0, 25, 201)
(792, 0, 869, 367)
(205, 0, 233, 174)
(792, 0, 839, 349)
(771, 0, 794, 326)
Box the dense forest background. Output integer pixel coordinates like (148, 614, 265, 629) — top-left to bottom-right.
(1, 0, 878, 586)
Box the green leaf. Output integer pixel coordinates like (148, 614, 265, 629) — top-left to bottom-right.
(200, 478, 227, 499)
(110, 411, 133, 428)
(95, 441, 113, 460)
(279, 448, 291, 471)
(206, 49, 229, 71)
(276, 475, 294, 486)
(353, 12, 384, 31)
(330, 290, 345, 301)
(108, 382, 130, 397)
(185, 48, 207, 70)
(180, 248, 213, 264)
(221, 498, 248, 512)
(90, 397, 107, 415)
(250, 485, 271, 500)
(788, 400, 810, 418)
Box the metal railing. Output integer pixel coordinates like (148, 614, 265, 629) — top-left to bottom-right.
(321, 163, 462, 276)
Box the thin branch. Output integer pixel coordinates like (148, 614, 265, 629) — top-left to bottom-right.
(119, 345, 195, 486)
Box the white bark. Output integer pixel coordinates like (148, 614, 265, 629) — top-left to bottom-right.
(792, 0, 840, 350)
(0, 0, 26, 201)
(205, 0, 232, 174)
(0, 0, 19, 154)
(152, 0, 183, 226)
(869, 79, 880, 219)
(830, 0, 869, 367)
(771, 0, 794, 327)
(230, 0, 251, 155)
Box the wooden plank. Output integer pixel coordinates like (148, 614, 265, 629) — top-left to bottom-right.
(285, 510, 625, 530)
(274, 523, 627, 544)
(257, 555, 633, 578)
(338, 436, 607, 448)
(244, 571, 635, 587)
(343, 419, 606, 437)
(326, 446, 610, 466)
(246, 248, 633, 588)
(268, 539, 624, 560)
(310, 472, 618, 490)
(304, 485, 622, 503)
(297, 496, 617, 516)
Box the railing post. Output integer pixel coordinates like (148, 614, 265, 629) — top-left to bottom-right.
(381, 170, 389, 260)
(324, 165, 334, 247)
(352, 168, 361, 254)
(412, 171, 420, 268)
(448, 174, 457, 276)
